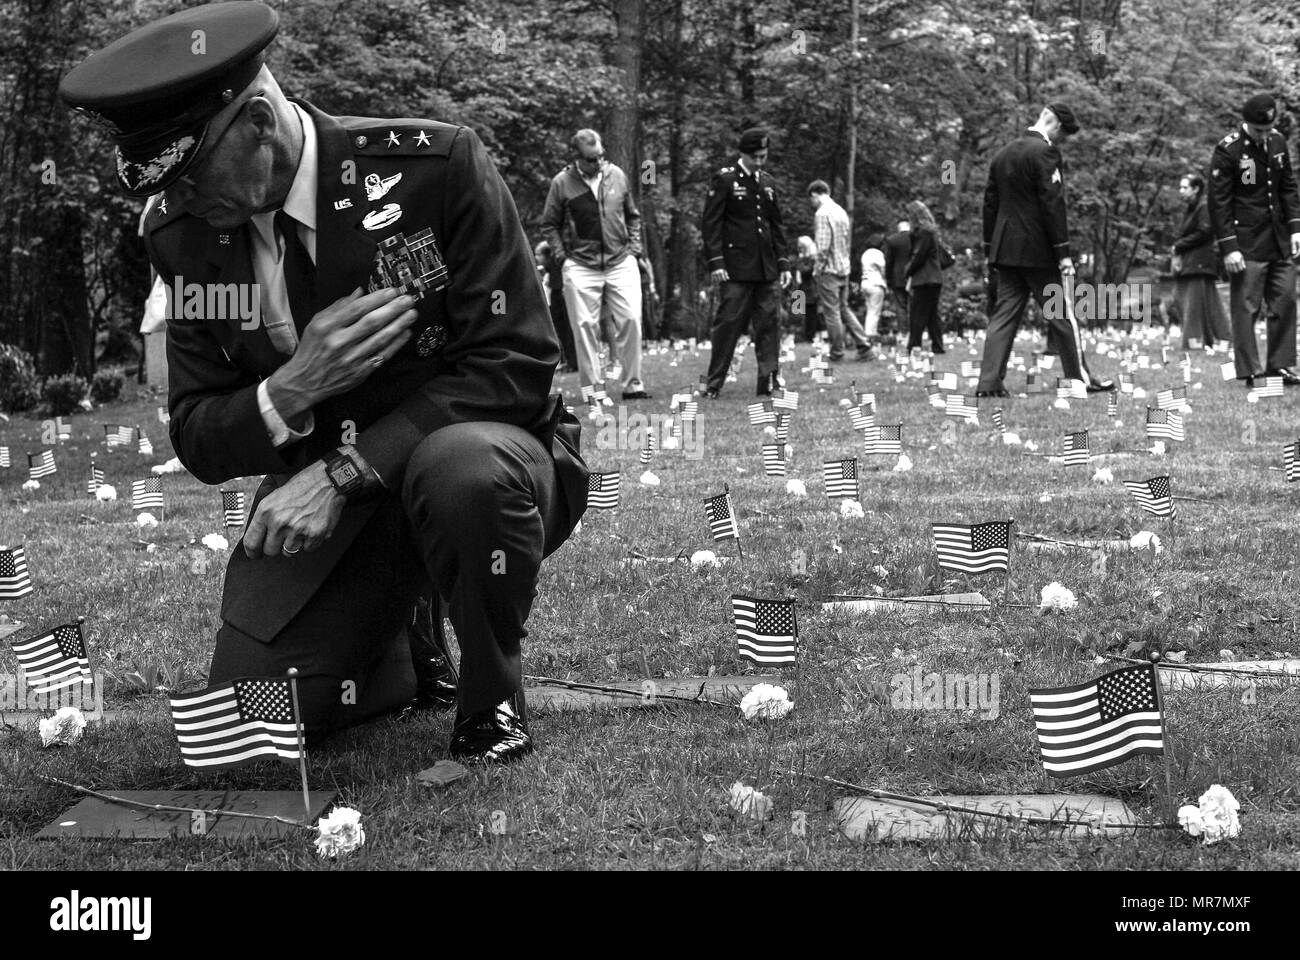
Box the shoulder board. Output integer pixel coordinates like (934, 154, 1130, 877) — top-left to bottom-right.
(1218, 131, 1240, 148)
(344, 119, 459, 158)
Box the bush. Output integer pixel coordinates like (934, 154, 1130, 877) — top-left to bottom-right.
(0, 343, 41, 413)
(90, 368, 126, 405)
(41, 373, 89, 416)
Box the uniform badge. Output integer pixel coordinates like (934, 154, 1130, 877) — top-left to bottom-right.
(157, 197, 167, 215)
(1051, 168, 1062, 184)
(415, 130, 431, 147)
(364, 172, 402, 201)
(218, 233, 230, 246)
(416, 323, 448, 357)
(385, 131, 401, 147)
(367, 228, 449, 300)
(333, 198, 353, 210)
(362, 203, 403, 230)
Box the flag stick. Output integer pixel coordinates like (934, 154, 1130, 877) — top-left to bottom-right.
(286, 667, 312, 823)
(1003, 517, 1014, 604)
(1148, 654, 1175, 822)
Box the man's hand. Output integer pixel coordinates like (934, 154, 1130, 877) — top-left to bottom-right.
(779, 270, 792, 288)
(1224, 251, 1246, 274)
(1058, 257, 1075, 277)
(1171, 254, 1183, 274)
(711, 267, 729, 284)
(242, 460, 346, 558)
(268, 287, 418, 420)
(1291, 233, 1300, 258)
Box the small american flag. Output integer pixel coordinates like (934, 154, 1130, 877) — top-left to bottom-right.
(87, 464, 105, 495)
(774, 412, 791, 443)
(854, 391, 876, 408)
(731, 595, 798, 666)
(11, 621, 90, 693)
(1179, 354, 1192, 383)
(1107, 391, 1119, 418)
(55, 416, 72, 440)
(132, 477, 164, 511)
(703, 491, 739, 541)
(1119, 372, 1135, 394)
(1145, 408, 1184, 442)
(849, 404, 875, 432)
(0, 446, 8, 468)
(931, 520, 1011, 574)
(772, 389, 799, 410)
(1026, 371, 1045, 393)
(105, 424, 135, 448)
(1123, 475, 1176, 518)
(1063, 429, 1091, 465)
(1285, 443, 1300, 483)
(991, 408, 1007, 435)
(762, 443, 786, 477)
(587, 472, 621, 509)
(1029, 664, 1164, 778)
(811, 366, 833, 385)
(638, 431, 657, 464)
(221, 489, 247, 527)
(137, 428, 154, 456)
(1056, 378, 1086, 400)
(933, 372, 958, 391)
(863, 424, 902, 456)
(961, 360, 981, 379)
(169, 677, 304, 769)
(747, 401, 776, 425)
(28, 450, 56, 479)
(157, 405, 171, 424)
(823, 458, 858, 498)
(945, 394, 979, 422)
(1254, 376, 1284, 398)
(680, 401, 699, 422)
(0, 545, 34, 599)
(1156, 386, 1187, 410)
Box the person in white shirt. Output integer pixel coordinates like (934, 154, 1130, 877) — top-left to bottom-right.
(859, 234, 887, 340)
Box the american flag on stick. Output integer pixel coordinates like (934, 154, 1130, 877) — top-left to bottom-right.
(811, 366, 833, 385)
(0, 545, 33, 599)
(221, 489, 247, 527)
(104, 424, 135, 448)
(1063, 429, 1091, 465)
(991, 408, 1007, 436)
(774, 412, 790, 443)
(1056, 378, 1086, 400)
(1119, 372, 1134, 394)
(823, 457, 858, 498)
(87, 464, 104, 495)
(931, 520, 1012, 574)
(945, 394, 979, 422)
(762, 443, 786, 477)
(638, 430, 657, 464)
(1254, 376, 1284, 398)
(11, 621, 90, 693)
(772, 389, 799, 411)
(849, 404, 875, 432)
(132, 477, 164, 511)
(55, 416, 72, 441)
(747, 401, 776, 425)
(863, 424, 902, 456)
(731, 595, 798, 667)
(1107, 391, 1119, 418)
(1026, 371, 1045, 394)
(703, 491, 739, 542)
(1285, 443, 1300, 483)
(1123, 475, 1176, 518)
(1029, 664, 1164, 778)
(28, 450, 56, 480)
(587, 471, 621, 509)
(0, 446, 9, 468)
(157, 405, 170, 424)
(169, 677, 304, 769)
(680, 401, 699, 422)
(1145, 408, 1184, 442)
(137, 428, 153, 456)
(961, 360, 981, 379)
(1156, 386, 1187, 410)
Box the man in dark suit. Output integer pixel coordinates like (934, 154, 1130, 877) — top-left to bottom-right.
(882, 220, 913, 329)
(60, 2, 587, 763)
(1208, 93, 1300, 386)
(977, 103, 1111, 398)
(700, 128, 791, 398)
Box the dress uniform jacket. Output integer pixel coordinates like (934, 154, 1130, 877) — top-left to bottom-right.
(701, 164, 789, 282)
(1208, 127, 1300, 262)
(982, 132, 1071, 269)
(144, 100, 588, 644)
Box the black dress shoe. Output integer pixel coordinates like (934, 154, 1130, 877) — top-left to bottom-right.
(1267, 368, 1300, 387)
(1085, 379, 1115, 393)
(622, 390, 653, 400)
(703, 389, 720, 400)
(449, 691, 532, 764)
(976, 388, 1010, 398)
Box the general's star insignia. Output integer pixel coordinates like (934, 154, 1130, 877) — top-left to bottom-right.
(415, 130, 431, 147)
(386, 131, 401, 147)
(1051, 168, 1062, 183)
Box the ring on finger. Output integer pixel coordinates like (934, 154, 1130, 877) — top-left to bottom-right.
(282, 543, 302, 556)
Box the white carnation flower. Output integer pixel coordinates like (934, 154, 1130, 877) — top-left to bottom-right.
(38, 706, 87, 748)
(839, 499, 865, 518)
(1039, 581, 1077, 612)
(690, 550, 720, 567)
(1149, 440, 1166, 455)
(737, 683, 794, 721)
(315, 805, 366, 858)
(1129, 531, 1163, 554)
(893, 453, 913, 472)
(661, 434, 680, 450)
(838, 398, 852, 408)
(763, 425, 776, 437)
(1024, 439, 1039, 451)
(94, 484, 117, 502)
(135, 512, 158, 530)
(1092, 466, 1114, 484)
(1195, 784, 1241, 844)
(1039, 493, 1052, 503)
(1177, 804, 1204, 838)
(201, 533, 229, 552)
(1132, 387, 1148, 399)
(151, 457, 186, 475)
(1246, 392, 1259, 404)
(727, 781, 774, 821)
(1053, 398, 1070, 410)
(785, 478, 807, 497)
(872, 564, 889, 578)
(639, 470, 660, 486)
(21, 479, 39, 491)
(1002, 432, 1022, 445)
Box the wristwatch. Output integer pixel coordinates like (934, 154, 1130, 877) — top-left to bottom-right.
(323, 449, 366, 498)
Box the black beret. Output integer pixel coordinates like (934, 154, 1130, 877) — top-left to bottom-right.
(1242, 93, 1277, 125)
(1046, 102, 1079, 135)
(738, 128, 770, 153)
(59, 1, 279, 198)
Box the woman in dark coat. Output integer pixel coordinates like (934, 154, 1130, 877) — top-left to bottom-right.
(1171, 173, 1230, 349)
(903, 199, 947, 354)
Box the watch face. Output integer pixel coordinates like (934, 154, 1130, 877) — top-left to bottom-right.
(330, 461, 361, 486)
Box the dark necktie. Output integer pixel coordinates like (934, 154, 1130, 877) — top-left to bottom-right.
(274, 209, 316, 336)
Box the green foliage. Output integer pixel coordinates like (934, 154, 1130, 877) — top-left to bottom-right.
(90, 367, 126, 405)
(0, 342, 41, 412)
(40, 372, 89, 415)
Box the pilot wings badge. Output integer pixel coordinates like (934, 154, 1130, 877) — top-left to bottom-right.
(365, 172, 402, 201)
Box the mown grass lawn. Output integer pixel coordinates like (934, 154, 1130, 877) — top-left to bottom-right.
(2, 326, 1299, 870)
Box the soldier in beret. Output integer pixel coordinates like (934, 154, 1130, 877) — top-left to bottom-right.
(700, 128, 791, 398)
(60, 1, 588, 763)
(1207, 93, 1300, 387)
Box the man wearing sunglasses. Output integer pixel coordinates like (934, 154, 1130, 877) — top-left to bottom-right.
(59, 2, 588, 764)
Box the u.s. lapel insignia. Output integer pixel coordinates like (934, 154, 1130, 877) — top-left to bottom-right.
(218, 233, 230, 245)
(362, 203, 403, 231)
(333, 198, 353, 210)
(416, 322, 448, 357)
(415, 130, 431, 147)
(364, 172, 402, 201)
(385, 130, 401, 148)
